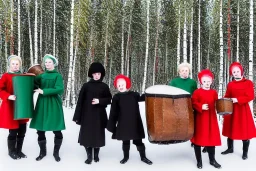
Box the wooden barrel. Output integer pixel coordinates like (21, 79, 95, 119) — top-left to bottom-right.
(145, 85, 194, 144)
(27, 64, 44, 76)
(216, 98, 233, 115)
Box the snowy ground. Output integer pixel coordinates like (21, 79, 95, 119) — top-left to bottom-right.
(0, 102, 256, 171)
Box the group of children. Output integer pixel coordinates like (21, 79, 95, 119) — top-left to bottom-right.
(0, 55, 256, 169)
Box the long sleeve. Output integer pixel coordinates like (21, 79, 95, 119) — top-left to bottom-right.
(107, 95, 119, 133)
(42, 74, 64, 96)
(192, 90, 203, 114)
(73, 84, 86, 124)
(98, 85, 112, 107)
(237, 80, 255, 104)
(0, 74, 11, 100)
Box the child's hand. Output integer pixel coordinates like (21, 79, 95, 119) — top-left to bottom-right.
(202, 104, 209, 110)
(231, 98, 238, 103)
(92, 98, 99, 105)
(8, 95, 16, 101)
(34, 88, 43, 94)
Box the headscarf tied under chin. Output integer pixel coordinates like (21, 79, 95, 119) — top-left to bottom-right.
(43, 54, 58, 67)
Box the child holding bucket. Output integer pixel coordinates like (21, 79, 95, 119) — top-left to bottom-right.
(107, 74, 152, 165)
(0, 55, 28, 160)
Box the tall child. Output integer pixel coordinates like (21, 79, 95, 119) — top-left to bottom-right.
(107, 74, 152, 165)
(73, 62, 112, 164)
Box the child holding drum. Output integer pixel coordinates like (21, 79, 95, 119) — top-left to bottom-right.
(0, 55, 28, 160)
(73, 62, 112, 164)
(191, 69, 222, 169)
(221, 62, 256, 160)
(107, 74, 152, 165)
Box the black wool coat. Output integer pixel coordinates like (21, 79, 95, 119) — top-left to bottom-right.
(73, 79, 112, 147)
(107, 91, 145, 141)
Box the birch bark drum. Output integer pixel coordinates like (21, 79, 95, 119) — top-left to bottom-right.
(145, 85, 194, 144)
(12, 74, 35, 120)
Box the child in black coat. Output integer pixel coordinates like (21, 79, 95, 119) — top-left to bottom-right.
(73, 62, 112, 164)
(107, 74, 152, 165)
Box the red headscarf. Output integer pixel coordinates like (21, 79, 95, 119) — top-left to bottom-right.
(229, 62, 244, 76)
(198, 69, 214, 84)
(113, 74, 131, 89)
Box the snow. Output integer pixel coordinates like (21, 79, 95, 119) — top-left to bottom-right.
(0, 102, 256, 171)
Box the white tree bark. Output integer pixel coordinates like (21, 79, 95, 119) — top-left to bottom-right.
(26, 0, 34, 65)
(189, 6, 193, 78)
(236, 0, 239, 62)
(249, 0, 254, 113)
(65, 0, 75, 107)
(108, 56, 113, 87)
(177, 2, 181, 66)
(218, 0, 224, 98)
(153, 0, 160, 85)
(183, 1, 187, 62)
(53, 0, 56, 56)
(40, 0, 43, 61)
(18, 0, 21, 57)
(142, 0, 150, 92)
(34, 0, 38, 63)
(10, 0, 14, 55)
(121, 1, 126, 74)
(197, 0, 201, 73)
(125, 6, 133, 77)
(104, 11, 109, 69)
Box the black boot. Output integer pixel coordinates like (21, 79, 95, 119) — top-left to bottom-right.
(53, 138, 62, 162)
(120, 144, 130, 164)
(194, 145, 202, 169)
(202, 147, 207, 153)
(137, 145, 153, 165)
(94, 148, 100, 162)
(85, 147, 92, 164)
(208, 147, 221, 169)
(36, 140, 47, 161)
(242, 140, 250, 160)
(221, 138, 233, 155)
(16, 137, 27, 158)
(7, 139, 19, 160)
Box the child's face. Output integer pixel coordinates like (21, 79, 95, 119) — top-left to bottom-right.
(92, 72, 101, 80)
(179, 66, 189, 79)
(201, 76, 212, 90)
(232, 66, 242, 79)
(117, 78, 127, 92)
(45, 58, 55, 70)
(9, 59, 20, 72)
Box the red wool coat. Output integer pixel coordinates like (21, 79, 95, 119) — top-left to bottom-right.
(0, 73, 29, 129)
(222, 78, 256, 140)
(191, 88, 221, 146)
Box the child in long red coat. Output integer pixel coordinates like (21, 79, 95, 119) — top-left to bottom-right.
(191, 69, 221, 169)
(0, 55, 29, 160)
(221, 62, 256, 160)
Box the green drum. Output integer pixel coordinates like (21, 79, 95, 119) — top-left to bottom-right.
(12, 74, 35, 120)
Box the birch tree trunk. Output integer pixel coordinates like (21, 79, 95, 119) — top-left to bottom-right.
(18, 0, 21, 57)
(218, 0, 224, 98)
(142, 0, 150, 92)
(71, 34, 78, 107)
(177, 1, 181, 66)
(236, 0, 239, 62)
(104, 11, 109, 69)
(108, 56, 113, 87)
(125, 6, 133, 76)
(10, 0, 14, 55)
(121, 1, 126, 74)
(153, 0, 160, 85)
(183, 2, 187, 62)
(27, 0, 34, 65)
(34, 0, 38, 63)
(189, 6, 193, 78)
(5, 23, 8, 70)
(40, 0, 43, 61)
(65, 0, 75, 107)
(249, 0, 254, 113)
(197, 0, 201, 73)
(53, 0, 56, 56)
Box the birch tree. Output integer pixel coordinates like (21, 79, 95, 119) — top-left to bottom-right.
(10, 0, 14, 55)
(65, 0, 75, 107)
(153, 0, 160, 85)
(176, 1, 181, 66)
(142, 0, 150, 92)
(40, 0, 43, 61)
(183, 1, 187, 62)
(121, 1, 126, 74)
(53, 0, 56, 56)
(236, 0, 239, 62)
(189, 5, 193, 78)
(26, 0, 33, 65)
(248, 0, 253, 113)
(34, 0, 38, 63)
(18, 0, 21, 57)
(218, 0, 224, 98)
(197, 0, 201, 73)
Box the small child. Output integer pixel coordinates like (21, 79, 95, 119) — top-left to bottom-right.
(107, 74, 152, 165)
(191, 69, 221, 169)
(73, 62, 112, 164)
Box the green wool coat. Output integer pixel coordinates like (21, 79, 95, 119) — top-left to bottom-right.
(30, 69, 66, 131)
(168, 77, 197, 95)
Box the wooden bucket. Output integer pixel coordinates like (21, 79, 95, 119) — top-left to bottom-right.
(216, 98, 233, 115)
(27, 64, 44, 76)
